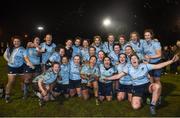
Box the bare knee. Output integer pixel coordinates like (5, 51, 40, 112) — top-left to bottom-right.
(152, 83, 161, 91)
(106, 96, 112, 101)
(99, 96, 105, 101)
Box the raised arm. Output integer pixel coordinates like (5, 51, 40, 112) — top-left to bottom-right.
(104, 72, 126, 81)
(152, 54, 179, 70)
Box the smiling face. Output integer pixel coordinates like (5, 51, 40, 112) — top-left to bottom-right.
(52, 63, 60, 74)
(59, 48, 65, 57)
(125, 46, 133, 56)
(119, 54, 126, 64)
(108, 35, 114, 44)
(131, 33, 138, 42)
(89, 56, 97, 65)
(119, 37, 125, 45)
(45, 34, 52, 45)
(89, 47, 96, 56)
(74, 39, 81, 46)
(66, 40, 73, 47)
(33, 37, 40, 45)
(130, 55, 139, 67)
(103, 57, 111, 67)
(73, 56, 80, 65)
(98, 51, 105, 60)
(114, 45, 120, 54)
(13, 38, 21, 48)
(62, 57, 68, 64)
(144, 32, 152, 41)
(82, 40, 89, 48)
(94, 37, 101, 46)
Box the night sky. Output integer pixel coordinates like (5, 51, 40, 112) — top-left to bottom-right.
(0, 0, 180, 45)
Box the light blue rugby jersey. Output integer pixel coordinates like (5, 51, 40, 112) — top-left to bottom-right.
(108, 51, 120, 65)
(99, 64, 117, 84)
(91, 43, 103, 55)
(120, 42, 129, 53)
(129, 40, 145, 61)
(96, 59, 103, 66)
(142, 40, 161, 63)
(72, 45, 82, 58)
(69, 61, 81, 80)
(40, 42, 56, 64)
(115, 63, 132, 85)
(123, 63, 153, 86)
(33, 68, 58, 85)
(6, 47, 25, 68)
(80, 47, 90, 62)
(49, 52, 61, 63)
(103, 42, 114, 54)
(24, 48, 41, 65)
(58, 63, 70, 85)
(80, 64, 100, 83)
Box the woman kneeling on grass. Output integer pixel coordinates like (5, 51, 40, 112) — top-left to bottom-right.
(32, 62, 60, 106)
(105, 54, 179, 116)
(80, 55, 100, 105)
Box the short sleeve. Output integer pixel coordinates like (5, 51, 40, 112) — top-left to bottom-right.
(146, 63, 153, 71)
(122, 65, 129, 74)
(23, 49, 28, 57)
(154, 42, 161, 50)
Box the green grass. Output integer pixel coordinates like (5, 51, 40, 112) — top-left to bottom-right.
(0, 57, 180, 117)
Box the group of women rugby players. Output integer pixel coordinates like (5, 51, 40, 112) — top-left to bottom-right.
(3, 29, 179, 115)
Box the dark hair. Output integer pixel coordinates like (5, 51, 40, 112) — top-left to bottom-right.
(125, 45, 135, 56)
(125, 45, 134, 51)
(144, 29, 154, 38)
(119, 34, 126, 40)
(61, 55, 69, 64)
(98, 50, 106, 56)
(75, 36, 82, 40)
(118, 53, 128, 63)
(9, 35, 23, 54)
(51, 62, 60, 67)
(103, 56, 113, 67)
(82, 39, 90, 44)
(89, 46, 96, 52)
(108, 33, 114, 37)
(89, 55, 97, 62)
(130, 54, 140, 64)
(65, 38, 73, 43)
(73, 55, 81, 59)
(113, 43, 121, 50)
(45, 33, 52, 36)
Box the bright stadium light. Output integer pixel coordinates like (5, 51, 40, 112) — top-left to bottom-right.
(103, 18, 111, 27)
(37, 26, 44, 31)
